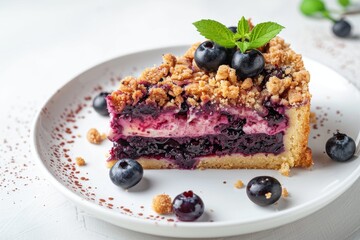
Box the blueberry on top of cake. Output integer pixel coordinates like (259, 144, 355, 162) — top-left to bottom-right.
(106, 17, 312, 171)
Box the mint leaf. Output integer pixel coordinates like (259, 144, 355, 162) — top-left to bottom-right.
(193, 19, 236, 48)
(236, 41, 250, 53)
(248, 22, 284, 49)
(237, 16, 250, 38)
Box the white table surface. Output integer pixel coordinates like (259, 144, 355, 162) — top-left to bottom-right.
(1, 0, 360, 239)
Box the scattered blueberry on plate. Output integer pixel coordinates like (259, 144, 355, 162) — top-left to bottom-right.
(246, 176, 282, 206)
(332, 19, 352, 38)
(326, 131, 356, 162)
(109, 158, 143, 189)
(93, 92, 110, 116)
(172, 190, 204, 221)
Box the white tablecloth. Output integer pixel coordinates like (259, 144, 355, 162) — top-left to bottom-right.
(1, 0, 360, 239)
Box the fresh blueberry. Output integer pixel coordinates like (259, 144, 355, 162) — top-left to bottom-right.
(109, 158, 143, 189)
(332, 19, 352, 38)
(226, 47, 237, 65)
(93, 92, 110, 116)
(246, 176, 282, 206)
(231, 49, 265, 79)
(172, 190, 204, 221)
(228, 26, 237, 33)
(326, 132, 356, 162)
(194, 41, 228, 72)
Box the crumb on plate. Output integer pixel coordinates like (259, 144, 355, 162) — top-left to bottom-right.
(106, 159, 117, 168)
(282, 187, 289, 198)
(310, 112, 317, 124)
(87, 128, 107, 144)
(76, 157, 86, 166)
(234, 180, 244, 189)
(279, 162, 290, 177)
(152, 194, 173, 214)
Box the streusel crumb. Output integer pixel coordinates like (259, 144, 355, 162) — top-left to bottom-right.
(108, 36, 311, 114)
(310, 112, 317, 124)
(234, 180, 244, 189)
(282, 188, 289, 198)
(87, 128, 106, 144)
(279, 162, 290, 177)
(76, 157, 86, 166)
(106, 159, 117, 168)
(152, 194, 173, 214)
(265, 192, 272, 199)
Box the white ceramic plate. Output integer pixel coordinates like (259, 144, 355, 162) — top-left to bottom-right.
(32, 46, 360, 238)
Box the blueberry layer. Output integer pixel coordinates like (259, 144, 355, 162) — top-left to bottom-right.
(109, 132, 284, 169)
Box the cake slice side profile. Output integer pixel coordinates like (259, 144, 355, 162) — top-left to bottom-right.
(106, 18, 312, 171)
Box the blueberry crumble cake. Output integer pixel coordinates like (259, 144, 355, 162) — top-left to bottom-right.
(106, 18, 312, 170)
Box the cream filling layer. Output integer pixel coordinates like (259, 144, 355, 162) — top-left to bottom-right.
(108, 107, 287, 139)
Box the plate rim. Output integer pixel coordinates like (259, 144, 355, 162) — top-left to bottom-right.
(31, 45, 360, 238)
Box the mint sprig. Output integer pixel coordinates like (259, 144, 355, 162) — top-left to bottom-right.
(193, 17, 284, 53)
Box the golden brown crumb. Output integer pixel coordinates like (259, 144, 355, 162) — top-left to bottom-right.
(282, 188, 289, 198)
(109, 36, 311, 113)
(265, 192, 272, 199)
(106, 159, 117, 168)
(310, 112, 317, 124)
(279, 162, 290, 177)
(241, 78, 253, 90)
(152, 194, 173, 214)
(234, 180, 244, 189)
(87, 128, 106, 144)
(76, 157, 86, 166)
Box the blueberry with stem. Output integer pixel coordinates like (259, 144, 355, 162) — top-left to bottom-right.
(172, 190, 204, 221)
(299, 0, 352, 38)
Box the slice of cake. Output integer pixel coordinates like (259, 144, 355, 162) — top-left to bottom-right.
(106, 18, 312, 170)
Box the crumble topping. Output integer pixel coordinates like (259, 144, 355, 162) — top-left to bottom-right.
(282, 188, 289, 198)
(265, 192, 272, 199)
(107, 159, 117, 168)
(87, 128, 107, 144)
(152, 194, 173, 214)
(76, 157, 86, 166)
(109, 37, 310, 114)
(234, 180, 244, 189)
(279, 162, 290, 177)
(310, 112, 317, 124)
